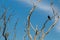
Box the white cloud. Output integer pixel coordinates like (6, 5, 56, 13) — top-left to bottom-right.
(17, 0, 52, 13)
(57, 26, 60, 31)
(55, 19, 60, 33)
(56, 26, 60, 32)
(37, 3, 52, 12)
(14, 0, 60, 33)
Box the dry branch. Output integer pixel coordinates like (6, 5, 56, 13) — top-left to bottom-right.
(2, 8, 7, 40)
(24, 0, 60, 40)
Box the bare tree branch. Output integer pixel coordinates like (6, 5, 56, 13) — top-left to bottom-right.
(26, 0, 42, 40)
(24, 0, 60, 40)
(30, 23, 36, 32)
(34, 25, 39, 40)
(27, 2, 36, 40)
(13, 18, 19, 40)
(45, 16, 59, 35)
(2, 8, 7, 40)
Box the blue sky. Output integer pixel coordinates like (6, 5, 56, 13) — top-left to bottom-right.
(0, 0, 60, 40)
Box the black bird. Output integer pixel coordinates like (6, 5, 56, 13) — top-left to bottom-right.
(48, 15, 51, 20)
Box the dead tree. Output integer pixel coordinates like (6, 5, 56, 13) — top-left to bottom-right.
(1, 8, 8, 40)
(0, 7, 19, 40)
(13, 18, 19, 40)
(0, 7, 12, 40)
(24, 0, 60, 40)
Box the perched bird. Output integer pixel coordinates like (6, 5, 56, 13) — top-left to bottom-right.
(48, 15, 51, 20)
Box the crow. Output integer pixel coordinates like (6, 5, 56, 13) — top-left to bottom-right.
(48, 15, 51, 20)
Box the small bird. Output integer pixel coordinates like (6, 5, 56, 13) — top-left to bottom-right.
(48, 15, 51, 20)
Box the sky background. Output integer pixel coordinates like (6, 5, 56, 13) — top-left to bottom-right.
(0, 0, 60, 40)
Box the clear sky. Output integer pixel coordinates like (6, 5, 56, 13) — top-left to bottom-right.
(0, 0, 60, 40)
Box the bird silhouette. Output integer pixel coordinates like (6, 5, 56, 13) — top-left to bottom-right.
(48, 15, 51, 20)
